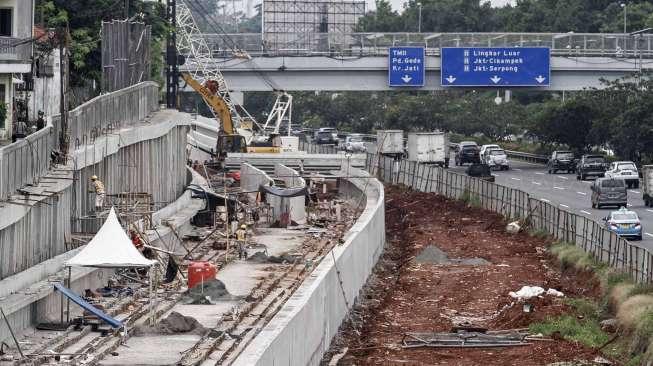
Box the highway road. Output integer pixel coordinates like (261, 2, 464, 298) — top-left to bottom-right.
(448, 155, 653, 251)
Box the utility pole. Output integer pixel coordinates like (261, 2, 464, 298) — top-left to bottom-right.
(166, 0, 178, 109)
(58, 27, 69, 161)
(417, 3, 422, 33)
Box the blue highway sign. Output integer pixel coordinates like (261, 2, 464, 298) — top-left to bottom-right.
(441, 47, 550, 87)
(389, 47, 425, 87)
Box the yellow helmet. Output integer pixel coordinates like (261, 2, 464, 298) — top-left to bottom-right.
(91, 175, 98, 180)
(240, 224, 246, 229)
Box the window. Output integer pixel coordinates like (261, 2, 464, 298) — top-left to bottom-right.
(0, 9, 12, 37)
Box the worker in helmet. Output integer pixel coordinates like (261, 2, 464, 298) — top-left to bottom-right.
(235, 224, 248, 259)
(89, 175, 106, 214)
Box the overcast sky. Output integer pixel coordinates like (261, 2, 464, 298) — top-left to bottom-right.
(378, 0, 515, 12)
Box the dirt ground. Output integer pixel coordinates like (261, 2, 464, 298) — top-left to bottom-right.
(328, 186, 606, 366)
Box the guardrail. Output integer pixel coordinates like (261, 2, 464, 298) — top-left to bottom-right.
(505, 150, 548, 164)
(201, 32, 653, 58)
(366, 154, 652, 283)
(0, 126, 55, 200)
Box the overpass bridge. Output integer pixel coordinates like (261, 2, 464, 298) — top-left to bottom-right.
(181, 32, 653, 91)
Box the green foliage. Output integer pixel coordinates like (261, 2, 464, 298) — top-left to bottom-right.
(550, 242, 596, 271)
(565, 298, 600, 320)
(530, 315, 610, 348)
(37, 0, 167, 88)
(460, 189, 481, 207)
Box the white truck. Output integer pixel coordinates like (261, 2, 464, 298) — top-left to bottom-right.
(642, 165, 653, 206)
(407, 132, 450, 167)
(376, 130, 404, 156)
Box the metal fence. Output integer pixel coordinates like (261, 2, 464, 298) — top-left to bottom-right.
(0, 126, 55, 200)
(101, 20, 152, 93)
(202, 32, 653, 58)
(366, 153, 653, 283)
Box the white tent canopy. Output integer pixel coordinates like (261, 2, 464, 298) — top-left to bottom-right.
(66, 207, 156, 268)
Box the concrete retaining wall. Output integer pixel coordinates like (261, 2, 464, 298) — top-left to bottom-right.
(233, 167, 385, 365)
(241, 163, 273, 202)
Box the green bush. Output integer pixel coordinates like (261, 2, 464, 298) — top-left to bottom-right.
(530, 315, 610, 348)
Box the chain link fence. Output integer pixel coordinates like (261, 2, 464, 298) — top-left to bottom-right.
(366, 153, 653, 283)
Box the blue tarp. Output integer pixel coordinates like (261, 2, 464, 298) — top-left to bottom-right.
(54, 283, 123, 329)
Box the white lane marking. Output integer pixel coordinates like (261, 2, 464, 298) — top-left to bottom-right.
(646, 233, 653, 238)
(629, 190, 641, 194)
(535, 172, 545, 175)
(513, 168, 522, 171)
(532, 181, 541, 185)
(540, 198, 550, 203)
(510, 177, 521, 181)
(557, 176, 569, 180)
(647, 209, 653, 213)
(495, 174, 501, 177)
(554, 186, 565, 190)
(582, 181, 591, 184)
(580, 210, 592, 215)
(627, 203, 632, 207)
(560, 204, 569, 208)
(577, 192, 587, 196)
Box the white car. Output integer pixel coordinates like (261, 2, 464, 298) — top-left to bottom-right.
(484, 148, 510, 170)
(479, 144, 501, 158)
(344, 134, 367, 153)
(605, 161, 640, 188)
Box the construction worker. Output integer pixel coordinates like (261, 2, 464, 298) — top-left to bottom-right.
(36, 110, 46, 131)
(89, 175, 105, 213)
(235, 224, 248, 259)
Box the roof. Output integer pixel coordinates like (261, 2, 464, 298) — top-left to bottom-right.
(66, 208, 156, 268)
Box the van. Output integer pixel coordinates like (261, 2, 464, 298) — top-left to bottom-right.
(591, 177, 627, 209)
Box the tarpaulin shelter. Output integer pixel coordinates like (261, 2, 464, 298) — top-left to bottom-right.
(61, 207, 157, 328)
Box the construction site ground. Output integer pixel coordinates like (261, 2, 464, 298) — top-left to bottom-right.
(328, 185, 607, 366)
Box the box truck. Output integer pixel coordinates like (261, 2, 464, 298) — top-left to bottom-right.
(376, 130, 404, 156)
(407, 132, 450, 167)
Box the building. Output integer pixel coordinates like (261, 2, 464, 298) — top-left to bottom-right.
(0, 0, 34, 141)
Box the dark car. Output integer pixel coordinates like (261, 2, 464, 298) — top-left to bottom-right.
(315, 131, 338, 145)
(577, 154, 608, 180)
(455, 143, 480, 166)
(547, 151, 575, 174)
(591, 177, 627, 209)
(466, 163, 495, 182)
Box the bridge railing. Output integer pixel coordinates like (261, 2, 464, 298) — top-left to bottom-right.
(366, 153, 652, 283)
(203, 32, 653, 58)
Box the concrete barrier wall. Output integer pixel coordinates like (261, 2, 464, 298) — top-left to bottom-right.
(233, 167, 385, 365)
(274, 164, 307, 223)
(241, 163, 273, 202)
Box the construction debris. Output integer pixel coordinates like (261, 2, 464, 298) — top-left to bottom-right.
(401, 330, 531, 349)
(133, 312, 208, 336)
(509, 286, 565, 300)
(181, 279, 235, 304)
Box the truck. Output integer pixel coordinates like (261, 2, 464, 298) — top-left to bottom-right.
(642, 165, 653, 207)
(407, 132, 450, 167)
(376, 130, 404, 156)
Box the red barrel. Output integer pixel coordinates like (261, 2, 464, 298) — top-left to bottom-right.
(187, 261, 217, 289)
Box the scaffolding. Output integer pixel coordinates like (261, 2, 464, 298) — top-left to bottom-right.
(262, 0, 365, 52)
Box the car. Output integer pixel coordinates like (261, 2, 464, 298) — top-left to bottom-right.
(314, 128, 339, 145)
(343, 134, 367, 153)
(604, 161, 640, 188)
(603, 207, 642, 241)
(315, 130, 338, 144)
(591, 177, 627, 209)
(455, 143, 480, 166)
(479, 144, 501, 158)
(465, 163, 495, 182)
(547, 150, 575, 174)
(483, 148, 509, 170)
(577, 154, 608, 180)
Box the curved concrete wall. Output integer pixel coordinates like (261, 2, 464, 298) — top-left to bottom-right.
(233, 167, 385, 365)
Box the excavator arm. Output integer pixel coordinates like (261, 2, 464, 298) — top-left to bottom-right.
(181, 73, 235, 135)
